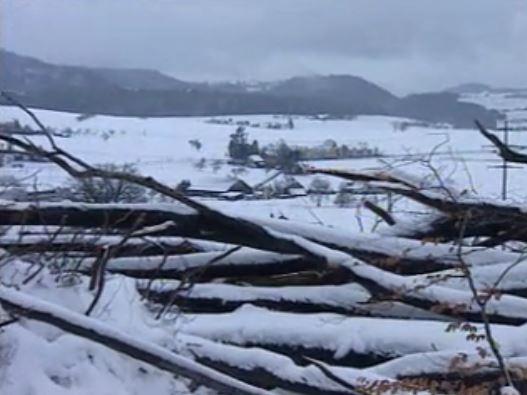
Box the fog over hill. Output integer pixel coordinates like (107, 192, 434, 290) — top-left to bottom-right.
(0, 49, 501, 128)
(445, 83, 527, 95)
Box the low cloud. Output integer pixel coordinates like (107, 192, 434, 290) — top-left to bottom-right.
(2, 0, 527, 93)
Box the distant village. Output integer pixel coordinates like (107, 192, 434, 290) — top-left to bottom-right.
(177, 171, 384, 205)
(1, 120, 385, 206)
(181, 125, 385, 203)
(224, 125, 382, 165)
(206, 116, 295, 130)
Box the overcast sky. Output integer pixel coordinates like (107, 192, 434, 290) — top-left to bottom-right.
(2, 0, 527, 94)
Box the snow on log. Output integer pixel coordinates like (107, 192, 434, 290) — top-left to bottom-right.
(368, 350, 527, 393)
(69, 248, 321, 281)
(176, 333, 372, 395)
(0, 286, 270, 395)
(0, 202, 329, 261)
(380, 189, 527, 243)
(410, 260, 527, 297)
(245, 216, 521, 274)
(211, 224, 527, 325)
(177, 305, 519, 368)
(139, 280, 441, 319)
(345, 260, 527, 325)
(309, 168, 527, 244)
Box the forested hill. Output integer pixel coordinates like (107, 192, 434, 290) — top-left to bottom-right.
(0, 49, 501, 128)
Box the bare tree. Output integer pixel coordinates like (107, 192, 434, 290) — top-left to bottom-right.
(309, 176, 331, 207)
(69, 162, 148, 203)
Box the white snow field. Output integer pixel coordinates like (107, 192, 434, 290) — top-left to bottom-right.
(0, 97, 521, 189)
(2, 92, 527, 394)
(1, 92, 527, 227)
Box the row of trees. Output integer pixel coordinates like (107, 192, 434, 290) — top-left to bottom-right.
(227, 126, 260, 161)
(227, 128, 382, 175)
(208, 117, 295, 130)
(226, 127, 301, 173)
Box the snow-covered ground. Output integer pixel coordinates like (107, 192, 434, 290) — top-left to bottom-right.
(2, 93, 527, 394)
(1, 92, 527, 228)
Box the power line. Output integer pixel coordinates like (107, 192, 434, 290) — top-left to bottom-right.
(487, 118, 527, 200)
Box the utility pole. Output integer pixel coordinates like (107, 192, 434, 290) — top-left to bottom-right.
(487, 117, 527, 200)
(501, 119, 509, 200)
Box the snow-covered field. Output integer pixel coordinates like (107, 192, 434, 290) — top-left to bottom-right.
(1, 92, 527, 228)
(2, 93, 527, 394)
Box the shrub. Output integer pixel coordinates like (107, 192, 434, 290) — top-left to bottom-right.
(69, 163, 148, 203)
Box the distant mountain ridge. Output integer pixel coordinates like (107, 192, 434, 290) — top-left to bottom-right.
(0, 49, 501, 128)
(445, 82, 527, 95)
(95, 68, 192, 91)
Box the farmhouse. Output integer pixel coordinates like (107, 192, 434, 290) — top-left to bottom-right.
(184, 179, 254, 200)
(254, 174, 307, 198)
(283, 178, 307, 196)
(340, 181, 386, 195)
(228, 179, 253, 194)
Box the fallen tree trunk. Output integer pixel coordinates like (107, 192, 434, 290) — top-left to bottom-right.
(310, 167, 527, 244)
(6, 200, 523, 274)
(0, 202, 199, 229)
(3, 98, 525, 394)
(138, 280, 441, 320)
(248, 216, 521, 274)
(0, 202, 329, 263)
(369, 350, 527, 394)
(178, 306, 518, 368)
(476, 120, 527, 164)
(344, 260, 527, 325)
(228, 230, 527, 325)
(69, 249, 323, 282)
(410, 259, 527, 297)
(1, 233, 227, 252)
(177, 333, 368, 395)
(1, 238, 202, 257)
(0, 286, 269, 395)
(0, 133, 332, 264)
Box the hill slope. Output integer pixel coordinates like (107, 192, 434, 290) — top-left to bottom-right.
(0, 49, 501, 127)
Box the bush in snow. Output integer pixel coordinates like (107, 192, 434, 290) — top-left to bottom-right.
(68, 163, 148, 203)
(308, 177, 331, 207)
(188, 139, 202, 151)
(334, 190, 354, 207)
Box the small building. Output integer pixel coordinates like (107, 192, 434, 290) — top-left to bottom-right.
(184, 179, 253, 199)
(285, 178, 304, 190)
(227, 179, 253, 194)
(218, 191, 245, 201)
(340, 182, 385, 195)
(283, 178, 306, 196)
(253, 174, 307, 198)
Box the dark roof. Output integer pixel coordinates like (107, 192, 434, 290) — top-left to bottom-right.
(286, 179, 305, 189)
(228, 179, 253, 193)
